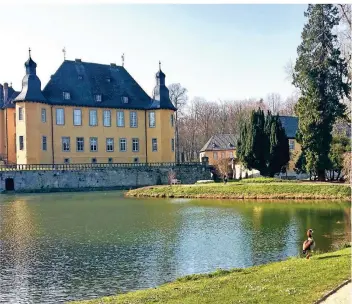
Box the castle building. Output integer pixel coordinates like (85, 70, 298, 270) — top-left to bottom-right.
(0, 51, 176, 165)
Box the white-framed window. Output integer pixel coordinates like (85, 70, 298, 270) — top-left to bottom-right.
(221, 152, 225, 159)
(121, 96, 129, 104)
(171, 138, 175, 152)
(106, 138, 114, 152)
(89, 110, 98, 126)
(42, 136, 47, 151)
(18, 107, 24, 121)
(19, 136, 24, 150)
(152, 138, 158, 152)
(149, 111, 156, 128)
(289, 139, 295, 151)
(117, 111, 125, 127)
(90, 137, 98, 152)
(103, 110, 111, 127)
(76, 137, 84, 152)
(229, 151, 234, 158)
(63, 92, 70, 100)
(56, 108, 65, 125)
(130, 111, 137, 128)
(132, 138, 139, 152)
(213, 152, 218, 160)
(73, 109, 82, 126)
(62, 137, 70, 152)
(119, 138, 127, 152)
(95, 94, 102, 102)
(41, 108, 46, 123)
(170, 114, 174, 127)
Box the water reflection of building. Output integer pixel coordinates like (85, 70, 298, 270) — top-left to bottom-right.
(252, 206, 263, 229)
(0, 198, 36, 303)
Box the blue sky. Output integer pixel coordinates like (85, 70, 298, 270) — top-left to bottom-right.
(0, 4, 307, 101)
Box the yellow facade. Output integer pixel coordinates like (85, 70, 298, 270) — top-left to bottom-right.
(199, 149, 236, 166)
(13, 102, 175, 164)
(199, 139, 300, 173)
(288, 138, 301, 172)
(0, 110, 5, 160)
(0, 108, 17, 164)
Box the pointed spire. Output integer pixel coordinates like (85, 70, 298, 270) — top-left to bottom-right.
(25, 48, 37, 75)
(15, 48, 46, 103)
(159, 60, 161, 71)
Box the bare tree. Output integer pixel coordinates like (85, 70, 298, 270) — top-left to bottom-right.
(265, 93, 282, 114)
(279, 91, 300, 116)
(214, 158, 231, 181)
(168, 83, 188, 163)
(284, 59, 295, 83)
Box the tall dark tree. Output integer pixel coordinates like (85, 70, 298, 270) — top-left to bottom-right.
(293, 4, 351, 180)
(237, 109, 289, 177)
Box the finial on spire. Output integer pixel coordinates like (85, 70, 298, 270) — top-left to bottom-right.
(121, 53, 125, 67)
(159, 60, 161, 70)
(29, 47, 31, 58)
(62, 47, 66, 60)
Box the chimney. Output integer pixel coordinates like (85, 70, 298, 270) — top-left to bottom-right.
(75, 58, 82, 62)
(110, 63, 116, 67)
(3, 82, 8, 102)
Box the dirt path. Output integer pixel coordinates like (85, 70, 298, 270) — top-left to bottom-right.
(320, 282, 351, 304)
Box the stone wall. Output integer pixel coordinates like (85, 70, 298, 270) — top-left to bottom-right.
(0, 165, 211, 193)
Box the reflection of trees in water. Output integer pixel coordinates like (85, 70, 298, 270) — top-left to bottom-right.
(293, 204, 349, 251)
(343, 208, 351, 242)
(1, 194, 182, 303)
(240, 204, 294, 266)
(236, 203, 350, 265)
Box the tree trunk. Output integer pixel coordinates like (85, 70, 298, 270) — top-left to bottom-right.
(317, 169, 326, 181)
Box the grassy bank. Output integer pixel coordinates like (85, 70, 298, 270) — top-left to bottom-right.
(71, 248, 351, 304)
(126, 180, 351, 200)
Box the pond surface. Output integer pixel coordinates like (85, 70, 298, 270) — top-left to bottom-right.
(0, 191, 350, 303)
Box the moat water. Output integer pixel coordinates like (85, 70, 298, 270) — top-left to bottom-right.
(0, 191, 350, 303)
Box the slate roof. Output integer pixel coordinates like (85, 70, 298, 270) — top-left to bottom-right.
(200, 134, 236, 152)
(42, 60, 154, 109)
(0, 84, 20, 109)
(279, 116, 298, 139)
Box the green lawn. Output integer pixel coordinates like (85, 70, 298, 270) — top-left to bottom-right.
(126, 181, 351, 200)
(71, 248, 351, 304)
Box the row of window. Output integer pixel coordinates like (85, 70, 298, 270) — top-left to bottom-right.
(213, 151, 234, 160)
(289, 139, 295, 151)
(62, 157, 140, 164)
(18, 136, 175, 153)
(18, 107, 175, 128)
(62, 92, 129, 104)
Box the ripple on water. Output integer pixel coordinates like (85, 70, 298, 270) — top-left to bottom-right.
(0, 193, 349, 303)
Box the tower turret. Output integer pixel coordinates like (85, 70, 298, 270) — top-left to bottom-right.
(151, 62, 176, 110)
(14, 48, 46, 103)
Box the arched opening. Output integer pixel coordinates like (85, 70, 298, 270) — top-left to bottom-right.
(5, 178, 14, 191)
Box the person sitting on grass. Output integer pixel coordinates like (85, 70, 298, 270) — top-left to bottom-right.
(302, 229, 315, 259)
